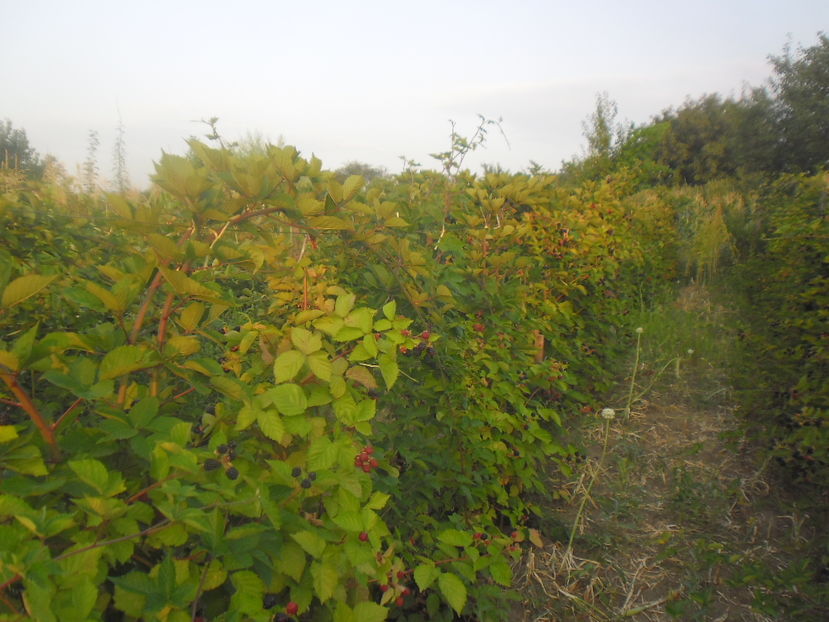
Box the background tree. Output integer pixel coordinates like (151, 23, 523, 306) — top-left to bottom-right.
(769, 32, 829, 172)
(112, 115, 129, 192)
(652, 94, 740, 184)
(334, 160, 388, 183)
(560, 92, 627, 182)
(83, 129, 99, 193)
(0, 119, 44, 178)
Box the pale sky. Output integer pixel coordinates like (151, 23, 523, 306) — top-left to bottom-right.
(3, 1, 827, 187)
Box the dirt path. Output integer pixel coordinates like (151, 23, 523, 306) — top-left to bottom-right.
(516, 286, 827, 621)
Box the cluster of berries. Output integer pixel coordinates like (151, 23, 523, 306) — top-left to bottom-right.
(203, 441, 239, 480)
(354, 446, 378, 472)
(262, 594, 298, 619)
(399, 329, 433, 355)
(472, 531, 489, 542)
(291, 466, 317, 489)
(379, 570, 412, 607)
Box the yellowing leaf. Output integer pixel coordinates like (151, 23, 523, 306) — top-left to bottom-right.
(0, 350, 20, 371)
(0, 425, 19, 443)
(165, 335, 200, 357)
(309, 215, 353, 230)
(345, 365, 377, 390)
(99, 346, 159, 381)
(178, 302, 205, 332)
(1, 274, 58, 308)
(342, 175, 364, 201)
(528, 527, 544, 548)
(85, 281, 125, 314)
(157, 265, 225, 304)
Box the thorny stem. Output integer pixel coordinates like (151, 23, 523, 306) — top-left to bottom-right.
(0, 371, 58, 458)
(52, 397, 84, 431)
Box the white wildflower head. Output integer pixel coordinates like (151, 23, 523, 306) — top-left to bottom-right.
(687, 348, 694, 356)
(635, 327, 644, 334)
(600, 408, 616, 420)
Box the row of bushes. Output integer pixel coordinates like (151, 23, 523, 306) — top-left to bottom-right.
(0, 139, 675, 621)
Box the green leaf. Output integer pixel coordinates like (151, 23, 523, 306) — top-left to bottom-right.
(280, 540, 306, 581)
(361, 333, 378, 357)
(489, 558, 512, 586)
(334, 602, 355, 622)
(99, 345, 159, 381)
(333, 395, 357, 425)
(274, 349, 306, 383)
(68, 458, 125, 497)
(129, 397, 159, 427)
(230, 570, 264, 615)
(291, 327, 322, 355)
(335, 293, 356, 318)
(331, 511, 363, 532)
(355, 399, 376, 422)
(345, 308, 375, 333)
(256, 408, 285, 442)
(348, 343, 372, 362)
(267, 383, 307, 416)
(1, 444, 47, 475)
(306, 351, 332, 381)
(438, 572, 467, 615)
(382, 300, 396, 321)
(314, 315, 344, 336)
(11, 323, 39, 366)
(414, 563, 440, 591)
(378, 353, 399, 389)
(23, 579, 57, 622)
(112, 571, 151, 617)
(291, 530, 326, 558)
(1, 273, 58, 308)
(334, 326, 365, 342)
(353, 601, 388, 622)
(438, 528, 473, 548)
(210, 375, 248, 401)
(366, 491, 390, 510)
(307, 437, 338, 471)
(311, 559, 340, 602)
